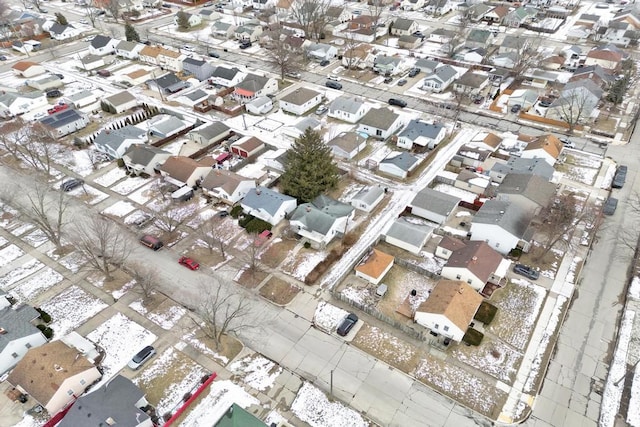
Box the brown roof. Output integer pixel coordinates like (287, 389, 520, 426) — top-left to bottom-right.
(7, 341, 97, 407)
(232, 136, 265, 153)
(543, 55, 565, 65)
(483, 133, 503, 149)
(276, 0, 293, 8)
(140, 45, 162, 58)
(12, 61, 39, 71)
(444, 241, 503, 283)
(586, 49, 623, 63)
(159, 156, 205, 183)
(438, 235, 467, 252)
(517, 133, 537, 143)
(490, 5, 510, 18)
(201, 169, 249, 194)
(416, 280, 483, 332)
(127, 69, 150, 79)
(355, 249, 394, 279)
(525, 134, 563, 159)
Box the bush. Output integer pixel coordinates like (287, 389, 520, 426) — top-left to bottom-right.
(474, 301, 498, 325)
(304, 246, 346, 285)
(303, 241, 311, 249)
(36, 308, 52, 323)
(462, 328, 484, 346)
(182, 392, 192, 402)
(36, 324, 54, 339)
(508, 248, 522, 258)
(139, 172, 150, 179)
(238, 214, 254, 228)
(116, 158, 125, 168)
(245, 218, 271, 234)
(230, 205, 243, 218)
(342, 232, 358, 247)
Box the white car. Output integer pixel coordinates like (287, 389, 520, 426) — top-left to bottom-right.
(183, 45, 195, 52)
(327, 73, 341, 81)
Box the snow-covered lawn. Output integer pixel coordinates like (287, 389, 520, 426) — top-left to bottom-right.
(450, 338, 523, 384)
(280, 249, 327, 281)
(129, 297, 187, 330)
(74, 185, 109, 205)
(487, 280, 547, 351)
(0, 235, 7, 247)
(112, 176, 151, 195)
(41, 285, 108, 339)
(23, 229, 49, 247)
(58, 251, 87, 273)
(228, 354, 282, 392)
(313, 301, 348, 332)
(94, 167, 128, 187)
(431, 183, 477, 203)
(291, 382, 369, 427)
(178, 379, 260, 427)
(134, 347, 208, 414)
(127, 181, 157, 204)
(0, 258, 44, 289)
(11, 267, 64, 302)
(9, 222, 35, 236)
(0, 244, 25, 268)
(87, 313, 157, 381)
(180, 332, 230, 366)
(101, 200, 137, 217)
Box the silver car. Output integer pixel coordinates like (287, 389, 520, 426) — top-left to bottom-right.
(128, 345, 156, 370)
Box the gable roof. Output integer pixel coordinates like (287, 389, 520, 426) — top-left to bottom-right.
(159, 156, 206, 182)
(12, 60, 40, 72)
(438, 235, 468, 252)
(562, 78, 604, 99)
(351, 186, 384, 205)
(495, 173, 556, 207)
(236, 73, 269, 94)
(444, 241, 503, 282)
(281, 87, 321, 105)
(400, 120, 445, 141)
(411, 187, 460, 215)
(380, 151, 419, 171)
(116, 40, 140, 52)
(192, 121, 230, 140)
(232, 136, 264, 152)
(472, 199, 533, 238)
(329, 96, 366, 114)
(359, 107, 399, 130)
(426, 65, 457, 82)
(94, 126, 146, 152)
(328, 132, 365, 152)
(416, 280, 483, 332)
(123, 144, 169, 166)
(394, 18, 416, 31)
(492, 156, 554, 181)
(384, 218, 433, 249)
(7, 341, 97, 406)
(242, 186, 296, 215)
(39, 108, 86, 130)
(58, 375, 149, 427)
(104, 90, 137, 107)
(290, 196, 353, 234)
(524, 134, 563, 159)
(90, 35, 112, 49)
(0, 305, 41, 352)
(355, 249, 394, 279)
(201, 169, 251, 194)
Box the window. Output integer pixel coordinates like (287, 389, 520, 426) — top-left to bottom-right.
(25, 343, 32, 349)
(443, 325, 449, 332)
(434, 323, 439, 329)
(467, 279, 472, 284)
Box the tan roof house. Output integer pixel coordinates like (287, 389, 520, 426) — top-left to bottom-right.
(355, 249, 394, 285)
(7, 341, 102, 416)
(520, 134, 563, 166)
(414, 280, 483, 342)
(12, 61, 46, 78)
(159, 156, 211, 187)
(230, 136, 265, 158)
(440, 241, 510, 292)
(201, 169, 256, 204)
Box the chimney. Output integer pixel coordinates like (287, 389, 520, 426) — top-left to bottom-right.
(472, 256, 477, 262)
(306, 206, 311, 212)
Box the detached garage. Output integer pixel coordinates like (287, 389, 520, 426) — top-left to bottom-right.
(383, 218, 434, 255)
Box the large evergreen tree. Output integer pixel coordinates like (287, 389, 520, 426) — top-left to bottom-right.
(124, 22, 140, 42)
(55, 12, 68, 26)
(281, 128, 339, 203)
(176, 11, 190, 30)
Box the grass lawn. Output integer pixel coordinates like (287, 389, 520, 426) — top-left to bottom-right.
(351, 324, 422, 374)
(259, 277, 300, 306)
(235, 269, 269, 289)
(449, 337, 523, 384)
(259, 238, 298, 269)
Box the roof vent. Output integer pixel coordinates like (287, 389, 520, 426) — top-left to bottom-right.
(0, 327, 6, 334)
(471, 256, 477, 262)
(53, 364, 63, 372)
(106, 417, 116, 425)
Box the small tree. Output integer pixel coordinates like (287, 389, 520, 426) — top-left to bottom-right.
(127, 261, 159, 300)
(290, 0, 331, 40)
(446, 8, 472, 58)
(176, 11, 190, 30)
(25, 183, 69, 251)
(155, 202, 199, 234)
(124, 22, 140, 42)
(55, 12, 68, 25)
(264, 31, 302, 80)
(553, 88, 593, 133)
(280, 128, 340, 202)
(200, 217, 227, 258)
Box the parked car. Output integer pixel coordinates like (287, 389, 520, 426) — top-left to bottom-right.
(327, 73, 340, 81)
(325, 80, 342, 90)
(183, 44, 195, 51)
(383, 76, 393, 84)
(473, 95, 484, 105)
(285, 71, 301, 79)
(408, 68, 420, 78)
(397, 78, 407, 86)
(538, 100, 552, 108)
(337, 313, 358, 336)
(208, 51, 220, 58)
(315, 104, 328, 115)
(0, 55, 6, 61)
(388, 98, 407, 108)
(603, 197, 618, 215)
(127, 346, 156, 370)
(510, 104, 522, 113)
(48, 103, 68, 115)
(612, 165, 627, 189)
(60, 178, 84, 192)
(319, 59, 330, 66)
(96, 69, 111, 77)
(79, 19, 88, 24)
(513, 264, 539, 280)
(178, 256, 200, 270)
(133, 214, 154, 229)
(255, 230, 273, 247)
(139, 235, 164, 251)
(239, 41, 252, 49)
(46, 90, 62, 98)
(560, 138, 575, 149)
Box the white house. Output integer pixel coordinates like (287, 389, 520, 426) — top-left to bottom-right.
(355, 249, 394, 285)
(306, 42, 338, 61)
(391, 18, 418, 36)
(122, 145, 171, 176)
(328, 96, 370, 123)
(201, 170, 256, 204)
(93, 125, 148, 159)
(378, 152, 420, 179)
(421, 65, 458, 92)
(440, 241, 510, 292)
(11, 61, 46, 78)
(358, 107, 404, 140)
(397, 120, 447, 150)
(174, 12, 202, 28)
(0, 91, 48, 118)
(115, 40, 145, 59)
(279, 87, 323, 115)
(327, 131, 367, 160)
(0, 304, 47, 375)
(64, 90, 99, 110)
(246, 96, 273, 115)
(38, 109, 90, 138)
(241, 186, 297, 225)
(159, 156, 211, 188)
(410, 187, 460, 224)
(414, 280, 483, 342)
(103, 90, 138, 113)
(384, 218, 433, 254)
(289, 195, 355, 248)
(89, 35, 119, 56)
(520, 134, 563, 166)
(350, 186, 385, 212)
(470, 200, 534, 255)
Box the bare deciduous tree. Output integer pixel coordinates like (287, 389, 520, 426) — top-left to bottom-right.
(0, 120, 58, 177)
(367, 0, 389, 37)
(552, 89, 593, 133)
(192, 281, 253, 350)
(127, 261, 159, 300)
(200, 216, 227, 258)
(290, 0, 331, 40)
(155, 202, 199, 234)
(263, 31, 303, 80)
(446, 9, 473, 58)
(342, 33, 364, 70)
(72, 215, 131, 281)
(510, 36, 543, 78)
(25, 183, 69, 250)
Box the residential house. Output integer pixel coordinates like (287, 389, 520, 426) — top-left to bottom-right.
(347, 15, 378, 42)
(467, 3, 492, 21)
(246, 96, 273, 115)
(306, 43, 338, 61)
(383, 217, 433, 254)
(499, 36, 529, 55)
(507, 89, 538, 109)
(58, 375, 153, 427)
(11, 41, 33, 54)
(414, 280, 483, 342)
(398, 35, 422, 50)
(328, 96, 370, 123)
(569, 65, 615, 88)
(397, 120, 447, 150)
(603, 22, 635, 46)
(188, 121, 231, 145)
(428, 28, 455, 44)
(454, 169, 490, 195)
(440, 241, 510, 292)
(410, 187, 460, 224)
(235, 23, 263, 42)
(453, 71, 489, 96)
(435, 235, 468, 260)
(494, 173, 556, 214)
(415, 58, 441, 74)
(553, 78, 604, 115)
(391, 18, 418, 36)
(584, 45, 624, 71)
(519, 134, 563, 166)
(179, 89, 209, 107)
(25, 75, 63, 91)
(252, 0, 275, 10)
(0, 304, 47, 375)
(484, 5, 510, 24)
(612, 4, 640, 30)
(7, 341, 102, 416)
(455, 47, 486, 64)
(159, 156, 211, 187)
(0, 91, 48, 118)
(230, 136, 265, 158)
(489, 156, 555, 184)
(122, 68, 153, 86)
(358, 107, 404, 140)
(355, 249, 394, 285)
(341, 43, 376, 70)
(379, 152, 420, 179)
(115, 40, 144, 59)
(80, 54, 106, 71)
(89, 35, 119, 56)
(48, 23, 80, 40)
(401, 0, 424, 11)
(174, 12, 202, 27)
(146, 73, 191, 94)
(201, 169, 256, 204)
(328, 131, 367, 160)
(289, 195, 355, 248)
(210, 66, 246, 87)
(182, 57, 215, 81)
(275, 0, 293, 15)
(234, 74, 278, 103)
(504, 6, 538, 28)
(280, 88, 323, 115)
(102, 90, 138, 113)
(326, 6, 350, 24)
(468, 132, 502, 152)
(281, 117, 322, 141)
(425, 0, 455, 16)
(93, 126, 147, 159)
(470, 199, 534, 254)
(350, 186, 385, 212)
(11, 61, 45, 78)
(373, 56, 403, 75)
(421, 65, 458, 92)
(64, 90, 98, 110)
(491, 51, 518, 69)
(465, 29, 492, 50)
(122, 144, 171, 176)
(147, 114, 190, 139)
(39, 109, 90, 138)
(241, 186, 297, 225)
(211, 21, 237, 39)
(139, 45, 185, 72)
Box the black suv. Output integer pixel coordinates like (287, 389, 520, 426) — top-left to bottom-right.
(337, 313, 358, 336)
(46, 89, 62, 98)
(603, 197, 618, 215)
(388, 98, 407, 108)
(239, 41, 252, 49)
(60, 179, 84, 192)
(612, 165, 627, 189)
(325, 80, 342, 90)
(513, 264, 539, 280)
(408, 68, 420, 78)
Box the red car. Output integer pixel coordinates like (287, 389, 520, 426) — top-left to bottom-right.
(178, 256, 199, 270)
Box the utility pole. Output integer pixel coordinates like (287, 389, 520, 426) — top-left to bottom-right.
(330, 369, 334, 397)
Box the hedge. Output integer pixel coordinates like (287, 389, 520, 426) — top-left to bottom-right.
(474, 301, 497, 325)
(37, 324, 54, 339)
(245, 218, 271, 234)
(36, 307, 52, 324)
(230, 205, 243, 218)
(462, 328, 484, 346)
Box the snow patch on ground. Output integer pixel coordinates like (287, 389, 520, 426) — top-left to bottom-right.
(313, 301, 348, 332)
(102, 200, 137, 217)
(0, 245, 25, 268)
(630, 277, 640, 300)
(291, 382, 368, 427)
(94, 167, 128, 187)
(112, 176, 151, 195)
(22, 229, 49, 247)
(0, 258, 44, 289)
(628, 366, 640, 426)
(229, 354, 282, 392)
(129, 298, 187, 330)
(182, 332, 229, 365)
(42, 285, 108, 339)
(11, 267, 63, 302)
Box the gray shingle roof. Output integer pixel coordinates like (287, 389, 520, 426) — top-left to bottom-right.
(492, 157, 554, 181)
(399, 120, 445, 142)
(90, 35, 112, 49)
(394, 18, 415, 31)
(496, 173, 556, 208)
(290, 195, 353, 235)
(411, 187, 460, 215)
(380, 152, 418, 171)
(472, 199, 533, 238)
(0, 305, 41, 352)
(192, 121, 230, 141)
(425, 65, 457, 83)
(359, 107, 399, 130)
(281, 87, 321, 105)
(384, 218, 433, 248)
(94, 126, 146, 152)
(236, 73, 269, 93)
(351, 186, 384, 205)
(39, 108, 86, 130)
(104, 90, 136, 107)
(123, 144, 169, 166)
(329, 96, 366, 114)
(242, 186, 295, 216)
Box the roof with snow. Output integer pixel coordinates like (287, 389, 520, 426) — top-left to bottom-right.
(242, 187, 296, 215)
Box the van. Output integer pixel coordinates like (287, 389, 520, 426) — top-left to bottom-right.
(171, 186, 194, 202)
(140, 235, 163, 251)
(388, 98, 407, 108)
(325, 80, 342, 90)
